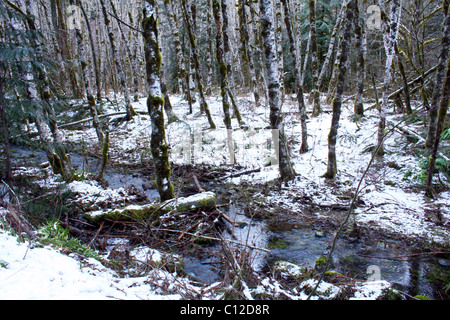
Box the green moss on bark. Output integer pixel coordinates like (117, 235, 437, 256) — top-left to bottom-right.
(143, 0, 175, 202)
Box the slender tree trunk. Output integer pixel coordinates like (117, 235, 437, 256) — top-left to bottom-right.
(325, 33, 341, 103)
(221, 0, 243, 126)
(238, 0, 260, 108)
(281, 0, 308, 153)
(0, 76, 12, 181)
(309, 0, 321, 117)
(395, 44, 412, 114)
(55, 0, 82, 98)
(353, 0, 365, 117)
(78, 0, 102, 102)
(301, 35, 310, 87)
(377, 0, 402, 157)
(317, 0, 347, 90)
(75, 25, 104, 146)
(99, 0, 136, 121)
(181, 0, 216, 129)
(249, 0, 269, 102)
(128, 12, 141, 102)
(143, 0, 175, 202)
(161, 62, 179, 123)
(23, 62, 73, 181)
(425, 0, 449, 149)
(205, 0, 214, 96)
(186, 0, 198, 105)
(163, 0, 192, 113)
(323, 0, 354, 179)
(426, 58, 450, 198)
(109, 0, 140, 104)
(213, 0, 233, 131)
(260, 0, 296, 183)
(17, 0, 73, 181)
(275, 0, 285, 103)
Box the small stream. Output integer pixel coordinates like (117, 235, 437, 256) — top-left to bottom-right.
(185, 200, 450, 299)
(267, 226, 448, 299)
(10, 144, 159, 201)
(9, 145, 450, 299)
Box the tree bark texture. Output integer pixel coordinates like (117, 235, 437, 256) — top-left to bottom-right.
(281, 0, 308, 153)
(425, 0, 449, 149)
(260, 0, 296, 183)
(0, 76, 12, 181)
(324, 0, 354, 179)
(377, 0, 402, 157)
(213, 0, 232, 130)
(426, 58, 450, 197)
(75, 25, 104, 146)
(99, 0, 136, 121)
(181, 0, 216, 129)
(143, 0, 175, 202)
(309, 0, 321, 117)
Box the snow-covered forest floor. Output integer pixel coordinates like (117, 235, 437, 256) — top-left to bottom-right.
(1, 91, 449, 300)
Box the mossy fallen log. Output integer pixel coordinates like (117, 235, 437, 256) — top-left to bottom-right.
(83, 191, 216, 223)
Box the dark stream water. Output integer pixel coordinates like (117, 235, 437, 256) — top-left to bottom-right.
(10, 144, 159, 200)
(183, 197, 450, 299)
(9, 145, 450, 299)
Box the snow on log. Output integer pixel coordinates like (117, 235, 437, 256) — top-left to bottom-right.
(83, 192, 217, 223)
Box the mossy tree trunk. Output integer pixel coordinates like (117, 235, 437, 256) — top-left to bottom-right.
(75, 23, 104, 146)
(249, 0, 269, 102)
(0, 76, 12, 181)
(275, 0, 285, 103)
(395, 44, 412, 115)
(98, 130, 110, 180)
(186, 0, 198, 105)
(109, 0, 140, 105)
(309, 0, 321, 117)
(221, 0, 243, 126)
(77, 0, 102, 102)
(99, 0, 136, 121)
(206, 0, 214, 96)
(213, 0, 232, 130)
(323, 0, 354, 179)
(213, 0, 235, 164)
(426, 58, 450, 198)
(425, 0, 450, 150)
(377, 0, 402, 157)
(260, 0, 296, 183)
(353, 0, 365, 117)
(162, 0, 192, 113)
(181, 0, 216, 129)
(161, 62, 179, 123)
(18, 0, 74, 182)
(238, 0, 260, 108)
(55, 0, 82, 99)
(317, 0, 346, 91)
(143, 0, 175, 202)
(281, 0, 308, 153)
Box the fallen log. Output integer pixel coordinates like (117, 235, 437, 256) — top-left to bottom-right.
(157, 228, 270, 253)
(192, 174, 205, 192)
(365, 65, 438, 110)
(83, 191, 217, 223)
(58, 111, 148, 129)
(220, 167, 261, 181)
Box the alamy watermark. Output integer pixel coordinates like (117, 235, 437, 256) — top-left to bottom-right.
(66, 5, 81, 31)
(366, 5, 382, 31)
(366, 265, 382, 282)
(167, 127, 280, 168)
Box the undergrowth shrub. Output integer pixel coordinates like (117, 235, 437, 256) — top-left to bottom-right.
(38, 220, 100, 259)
